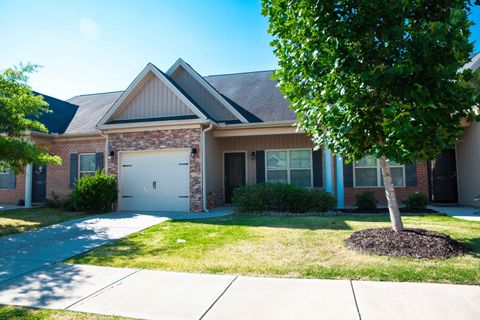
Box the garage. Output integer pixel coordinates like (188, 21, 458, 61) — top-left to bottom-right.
(119, 150, 190, 212)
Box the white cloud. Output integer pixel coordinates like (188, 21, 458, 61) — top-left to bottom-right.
(78, 18, 101, 40)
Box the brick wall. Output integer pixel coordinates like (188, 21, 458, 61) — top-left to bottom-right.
(0, 172, 26, 204)
(344, 161, 429, 206)
(107, 128, 203, 212)
(46, 138, 105, 200)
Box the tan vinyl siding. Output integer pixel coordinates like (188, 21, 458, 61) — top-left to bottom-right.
(456, 122, 480, 207)
(171, 67, 237, 121)
(112, 73, 195, 121)
(217, 133, 314, 185)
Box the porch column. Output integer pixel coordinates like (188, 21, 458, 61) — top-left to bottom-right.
(335, 155, 344, 209)
(25, 163, 33, 208)
(324, 149, 333, 193)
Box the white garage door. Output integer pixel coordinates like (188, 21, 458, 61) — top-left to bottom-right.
(119, 150, 189, 212)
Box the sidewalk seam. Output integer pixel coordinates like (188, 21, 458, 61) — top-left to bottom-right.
(198, 275, 238, 320)
(64, 268, 141, 310)
(350, 280, 362, 320)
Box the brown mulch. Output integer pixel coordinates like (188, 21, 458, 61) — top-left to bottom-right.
(345, 228, 468, 259)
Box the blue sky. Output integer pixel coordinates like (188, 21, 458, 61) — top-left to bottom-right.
(0, 1, 479, 100)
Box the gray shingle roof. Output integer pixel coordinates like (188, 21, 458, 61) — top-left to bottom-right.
(66, 91, 122, 134)
(204, 71, 295, 122)
(32, 92, 78, 134)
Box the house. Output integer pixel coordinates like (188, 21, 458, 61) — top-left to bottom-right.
(0, 56, 478, 211)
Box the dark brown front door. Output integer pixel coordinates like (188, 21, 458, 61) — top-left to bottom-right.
(224, 152, 246, 203)
(32, 164, 47, 203)
(430, 149, 458, 203)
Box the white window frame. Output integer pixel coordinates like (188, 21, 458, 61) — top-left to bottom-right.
(265, 148, 313, 188)
(78, 153, 96, 178)
(353, 158, 405, 188)
(0, 167, 11, 189)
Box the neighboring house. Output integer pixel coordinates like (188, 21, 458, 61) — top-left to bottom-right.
(0, 55, 478, 211)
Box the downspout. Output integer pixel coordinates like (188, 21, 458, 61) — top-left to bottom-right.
(100, 131, 109, 174)
(201, 121, 214, 212)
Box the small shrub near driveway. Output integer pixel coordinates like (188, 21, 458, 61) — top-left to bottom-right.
(72, 171, 117, 213)
(356, 191, 377, 210)
(232, 183, 336, 213)
(403, 193, 429, 211)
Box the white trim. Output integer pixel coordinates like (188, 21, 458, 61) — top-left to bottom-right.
(97, 63, 208, 128)
(78, 153, 96, 178)
(353, 157, 406, 188)
(222, 151, 248, 201)
(213, 126, 301, 137)
(99, 119, 206, 131)
(167, 58, 249, 123)
(264, 148, 313, 188)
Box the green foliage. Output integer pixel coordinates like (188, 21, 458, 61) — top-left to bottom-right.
(232, 183, 336, 213)
(0, 64, 61, 173)
(71, 171, 117, 213)
(262, 0, 479, 164)
(403, 192, 429, 211)
(355, 191, 378, 210)
(45, 192, 76, 211)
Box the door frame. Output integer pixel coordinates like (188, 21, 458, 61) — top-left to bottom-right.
(428, 148, 459, 203)
(118, 148, 191, 211)
(223, 151, 247, 203)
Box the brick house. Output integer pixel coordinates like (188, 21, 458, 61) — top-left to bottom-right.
(1, 56, 478, 211)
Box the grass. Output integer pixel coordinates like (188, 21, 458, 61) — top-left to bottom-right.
(0, 208, 87, 237)
(67, 214, 480, 285)
(0, 305, 132, 320)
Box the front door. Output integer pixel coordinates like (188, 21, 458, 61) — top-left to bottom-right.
(430, 149, 458, 203)
(224, 152, 246, 203)
(32, 164, 47, 203)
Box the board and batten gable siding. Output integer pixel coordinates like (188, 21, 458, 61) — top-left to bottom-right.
(170, 66, 237, 121)
(456, 121, 480, 207)
(111, 72, 195, 121)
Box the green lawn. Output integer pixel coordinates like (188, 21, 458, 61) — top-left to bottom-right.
(0, 208, 87, 237)
(67, 214, 480, 284)
(0, 305, 132, 320)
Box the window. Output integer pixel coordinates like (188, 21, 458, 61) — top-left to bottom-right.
(266, 149, 312, 187)
(353, 156, 405, 187)
(79, 154, 96, 177)
(0, 167, 12, 189)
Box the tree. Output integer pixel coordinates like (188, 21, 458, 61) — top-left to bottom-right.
(0, 64, 61, 173)
(263, 0, 479, 232)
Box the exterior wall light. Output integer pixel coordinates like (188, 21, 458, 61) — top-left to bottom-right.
(250, 151, 255, 160)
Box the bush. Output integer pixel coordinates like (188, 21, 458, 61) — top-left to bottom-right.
(71, 171, 117, 213)
(45, 192, 76, 211)
(232, 183, 336, 213)
(355, 191, 377, 210)
(403, 193, 429, 211)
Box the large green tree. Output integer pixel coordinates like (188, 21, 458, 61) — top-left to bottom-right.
(263, 0, 479, 231)
(0, 64, 61, 173)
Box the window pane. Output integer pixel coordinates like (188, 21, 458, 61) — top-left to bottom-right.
(80, 154, 96, 172)
(355, 156, 377, 167)
(290, 150, 311, 169)
(381, 167, 404, 186)
(0, 173, 8, 188)
(387, 159, 401, 166)
(290, 170, 311, 187)
(267, 170, 288, 184)
(355, 168, 377, 186)
(266, 151, 287, 169)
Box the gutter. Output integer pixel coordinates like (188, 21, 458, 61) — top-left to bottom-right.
(201, 121, 214, 212)
(214, 120, 297, 129)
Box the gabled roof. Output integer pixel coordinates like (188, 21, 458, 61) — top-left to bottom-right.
(167, 58, 249, 123)
(97, 63, 210, 128)
(32, 92, 79, 134)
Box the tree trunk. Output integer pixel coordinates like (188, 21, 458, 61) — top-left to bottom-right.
(379, 156, 404, 232)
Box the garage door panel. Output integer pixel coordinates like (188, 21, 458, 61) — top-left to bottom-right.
(120, 150, 190, 212)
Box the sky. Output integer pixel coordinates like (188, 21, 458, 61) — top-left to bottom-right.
(0, 1, 479, 100)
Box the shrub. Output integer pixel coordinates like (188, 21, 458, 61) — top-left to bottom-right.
(45, 192, 76, 211)
(355, 191, 377, 210)
(71, 170, 117, 213)
(232, 183, 336, 213)
(403, 193, 429, 211)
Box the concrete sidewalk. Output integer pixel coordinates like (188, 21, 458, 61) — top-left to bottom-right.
(0, 264, 478, 320)
(429, 205, 480, 221)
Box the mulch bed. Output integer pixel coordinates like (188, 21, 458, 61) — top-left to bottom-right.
(339, 208, 440, 215)
(345, 228, 468, 259)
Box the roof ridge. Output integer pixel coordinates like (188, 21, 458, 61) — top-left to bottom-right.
(204, 70, 275, 78)
(69, 90, 124, 99)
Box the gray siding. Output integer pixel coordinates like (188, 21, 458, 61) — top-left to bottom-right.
(456, 122, 480, 207)
(171, 67, 237, 121)
(112, 73, 195, 121)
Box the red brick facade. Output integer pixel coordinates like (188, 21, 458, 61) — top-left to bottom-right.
(0, 172, 26, 204)
(344, 161, 429, 206)
(107, 128, 203, 212)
